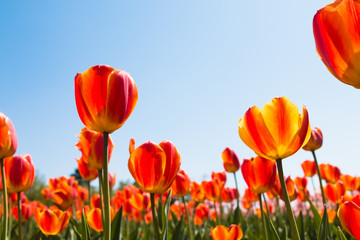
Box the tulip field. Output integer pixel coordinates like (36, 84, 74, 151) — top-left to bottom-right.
(2, 0, 360, 240)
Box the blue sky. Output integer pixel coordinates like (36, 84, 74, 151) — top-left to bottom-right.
(1, 1, 359, 192)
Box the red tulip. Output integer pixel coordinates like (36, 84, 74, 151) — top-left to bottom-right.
(324, 182, 345, 204)
(75, 65, 138, 133)
(301, 160, 316, 177)
(0, 113, 17, 159)
(319, 163, 341, 184)
(294, 177, 308, 191)
(76, 157, 98, 182)
(35, 207, 70, 235)
(221, 148, 240, 173)
(338, 197, 360, 239)
(171, 169, 191, 198)
(211, 224, 243, 240)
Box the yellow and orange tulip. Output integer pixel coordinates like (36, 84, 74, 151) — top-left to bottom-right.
(35, 207, 70, 235)
(238, 96, 311, 160)
(76, 157, 98, 182)
(75, 65, 138, 133)
(211, 224, 243, 240)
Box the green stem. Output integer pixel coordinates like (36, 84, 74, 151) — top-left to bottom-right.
(233, 173, 240, 208)
(17, 192, 22, 240)
(213, 201, 219, 225)
(87, 181, 91, 205)
(1, 158, 8, 240)
(102, 132, 111, 240)
(259, 194, 268, 240)
(276, 158, 300, 240)
(182, 197, 194, 240)
(98, 170, 105, 228)
(150, 193, 161, 240)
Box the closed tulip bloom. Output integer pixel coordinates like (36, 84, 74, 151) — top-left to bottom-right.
(221, 188, 237, 203)
(171, 169, 191, 198)
(319, 163, 341, 184)
(201, 179, 224, 202)
(301, 160, 317, 177)
(324, 182, 345, 204)
(302, 128, 323, 151)
(76, 157, 98, 182)
(294, 177, 308, 191)
(190, 181, 205, 202)
(35, 208, 70, 235)
(341, 174, 357, 192)
(129, 192, 150, 212)
(75, 65, 138, 133)
(211, 171, 227, 186)
(76, 128, 114, 170)
(4, 154, 35, 193)
(338, 199, 360, 239)
(108, 173, 116, 189)
(241, 156, 277, 194)
(221, 148, 240, 173)
(211, 224, 243, 240)
(128, 140, 181, 194)
(313, 0, 360, 89)
(195, 203, 209, 221)
(274, 176, 298, 202)
(238, 96, 311, 161)
(86, 207, 115, 232)
(298, 189, 310, 202)
(243, 188, 258, 202)
(0, 113, 17, 159)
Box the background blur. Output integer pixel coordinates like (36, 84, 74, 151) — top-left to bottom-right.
(1, 1, 358, 192)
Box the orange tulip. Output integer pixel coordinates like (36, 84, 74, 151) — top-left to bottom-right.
(41, 188, 53, 201)
(75, 65, 138, 133)
(190, 181, 205, 202)
(0, 113, 17, 159)
(76, 157, 98, 182)
(128, 140, 181, 194)
(171, 169, 191, 198)
(221, 148, 240, 173)
(313, 0, 360, 89)
(211, 171, 227, 186)
(108, 173, 116, 189)
(302, 127, 323, 151)
(320, 208, 336, 223)
(338, 200, 360, 239)
(76, 127, 114, 170)
(221, 188, 237, 203)
(195, 203, 209, 222)
(201, 179, 224, 202)
(35, 207, 70, 235)
(298, 189, 310, 202)
(241, 156, 276, 194)
(274, 176, 297, 202)
(238, 96, 311, 160)
(243, 188, 258, 202)
(12, 202, 33, 222)
(324, 182, 345, 204)
(4, 154, 35, 193)
(129, 138, 135, 154)
(319, 163, 341, 184)
(86, 207, 115, 232)
(294, 177, 308, 191)
(49, 176, 78, 210)
(341, 174, 357, 192)
(211, 224, 243, 240)
(301, 160, 316, 177)
(129, 192, 150, 212)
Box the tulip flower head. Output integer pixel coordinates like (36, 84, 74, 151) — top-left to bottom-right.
(238, 96, 311, 161)
(0, 113, 17, 159)
(211, 224, 243, 240)
(302, 127, 323, 151)
(76, 157, 98, 182)
(171, 169, 191, 198)
(338, 195, 360, 239)
(75, 65, 138, 133)
(221, 147, 240, 173)
(319, 163, 341, 184)
(313, 0, 360, 89)
(128, 140, 181, 194)
(35, 208, 70, 235)
(301, 160, 317, 177)
(190, 181, 205, 202)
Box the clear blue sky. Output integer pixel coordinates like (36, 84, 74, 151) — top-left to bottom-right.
(1, 1, 359, 192)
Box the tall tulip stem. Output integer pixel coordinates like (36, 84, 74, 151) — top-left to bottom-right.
(259, 194, 268, 240)
(102, 132, 111, 240)
(150, 193, 161, 240)
(98, 170, 105, 227)
(87, 181, 91, 205)
(233, 173, 240, 208)
(182, 197, 194, 240)
(1, 158, 8, 240)
(312, 151, 326, 206)
(17, 192, 22, 240)
(276, 158, 300, 240)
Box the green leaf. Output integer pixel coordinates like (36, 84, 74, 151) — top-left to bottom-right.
(280, 227, 288, 240)
(306, 193, 322, 228)
(70, 217, 82, 240)
(161, 189, 172, 240)
(111, 206, 123, 240)
(337, 227, 348, 240)
(30, 229, 42, 240)
(296, 210, 305, 240)
(170, 217, 183, 240)
(233, 206, 247, 233)
(80, 211, 91, 240)
(264, 212, 280, 240)
(317, 205, 327, 240)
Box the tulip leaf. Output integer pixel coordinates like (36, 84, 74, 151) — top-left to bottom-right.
(264, 212, 280, 240)
(337, 227, 348, 240)
(317, 206, 327, 240)
(80, 210, 91, 240)
(296, 211, 305, 240)
(170, 217, 184, 240)
(111, 205, 123, 240)
(306, 193, 322, 228)
(280, 227, 288, 240)
(69, 217, 82, 240)
(161, 189, 172, 240)
(30, 229, 42, 240)
(233, 206, 247, 233)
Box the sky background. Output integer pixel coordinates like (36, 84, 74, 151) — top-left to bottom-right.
(1, 1, 359, 193)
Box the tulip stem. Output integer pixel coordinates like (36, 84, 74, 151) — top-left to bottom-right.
(259, 194, 268, 240)
(102, 132, 111, 240)
(182, 197, 194, 240)
(233, 173, 240, 208)
(87, 181, 91, 205)
(17, 192, 22, 240)
(150, 193, 161, 240)
(98, 170, 105, 228)
(276, 158, 300, 240)
(1, 158, 8, 240)
(312, 151, 326, 207)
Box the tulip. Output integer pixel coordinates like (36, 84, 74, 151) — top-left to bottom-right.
(0, 113, 17, 239)
(324, 182, 345, 204)
(76, 157, 98, 182)
(241, 156, 277, 194)
(129, 192, 150, 212)
(221, 148, 240, 173)
(41, 188, 53, 202)
(86, 207, 115, 232)
(75, 65, 138, 133)
(201, 180, 224, 202)
(211, 224, 243, 240)
(338, 200, 360, 239)
(12, 202, 33, 222)
(341, 174, 357, 192)
(35, 207, 70, 235)
(274, 176, 298, 202)
(171, 169, 191, 198)
(320, 208, 336, 223)
(313, 0, 360, 89)
(302, 127, 323, 151)
(76, 128, 114, 170)
(194, 203, 209, 223)
(211, 171, 227, 186)
(108, 173, 116, 189)
(221, 188, 237, 203)
(319, 163, 341, 184)
(49, 176, 78, 210)
(294, 177, 308, 191)
(190, 181, 205, 202)
(301, 160, 316, 177)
